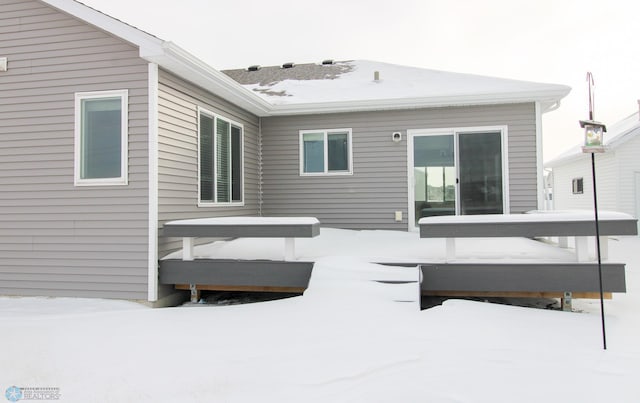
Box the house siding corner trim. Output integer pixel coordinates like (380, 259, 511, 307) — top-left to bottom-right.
(148, 63, 160, 302)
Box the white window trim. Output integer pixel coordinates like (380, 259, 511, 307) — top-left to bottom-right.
(572, 177, 584, 194)
(197, 107, 245, 207)
(299, 128, 353, 176)
(74, 89, 129, 186)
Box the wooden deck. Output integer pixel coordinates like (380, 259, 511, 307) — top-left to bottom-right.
(419, 211, 638, 262)
(160, 213, 637, 306)
(160, 259, 314, 291)
(158, 259, 625, 307)
(162, 217, 320, 262)
(159, 259, 626, 293)
(418, 212, 638, 238)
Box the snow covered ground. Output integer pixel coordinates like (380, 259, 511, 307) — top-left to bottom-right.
(1, 233, 639, 402)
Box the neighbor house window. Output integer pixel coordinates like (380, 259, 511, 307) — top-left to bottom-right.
(74, 90, 128, 186)
(300, 128, 352, 175)
(199, 109, 243, 205)
(572, 177, 584, 194)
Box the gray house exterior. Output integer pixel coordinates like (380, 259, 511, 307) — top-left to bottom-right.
(0, 0, 263, 303)
(259, 103, 539, 230)
(0, 0, 570, 304)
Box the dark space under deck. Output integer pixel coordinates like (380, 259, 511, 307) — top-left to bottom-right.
(159, 259, 626, 295)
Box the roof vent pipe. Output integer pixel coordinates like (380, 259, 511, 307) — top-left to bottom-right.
(247, 65, 261, 72)
(282, 62, 295, 69)
(374, 71, 380, 81)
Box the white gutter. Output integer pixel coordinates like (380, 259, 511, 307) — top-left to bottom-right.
(265, 90, 570, 116)
(137, 46, 570, 117)
(144, 43, 273, 117)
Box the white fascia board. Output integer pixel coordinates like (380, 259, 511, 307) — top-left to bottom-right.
(146, 43, 272, 116)
(41, 0, 165, 57)
(267, 87, 571, 116)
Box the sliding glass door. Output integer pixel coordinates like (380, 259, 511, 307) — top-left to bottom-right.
(411, 129, 505, 227)
(458, 131, 504, 215)
(412, 135, 456, 222)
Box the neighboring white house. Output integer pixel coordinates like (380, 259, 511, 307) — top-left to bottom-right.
(545, 103, 640, 233)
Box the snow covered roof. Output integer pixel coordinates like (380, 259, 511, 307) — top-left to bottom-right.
(223, 60, 570, 115)
(545, 110, 640, 167)
(42, 1, 569, 117)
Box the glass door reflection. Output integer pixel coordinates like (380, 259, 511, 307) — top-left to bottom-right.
(413, 135, 456, 226)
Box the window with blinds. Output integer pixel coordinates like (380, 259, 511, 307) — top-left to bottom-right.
(199, 110, 243, 204)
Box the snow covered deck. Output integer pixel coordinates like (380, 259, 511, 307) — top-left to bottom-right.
(159, 213, 636, 305)
(162, 217, 320, 261)
(419, 211, 638, 262)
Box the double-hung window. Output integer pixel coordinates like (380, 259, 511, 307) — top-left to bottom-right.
(300, 128, 352, 175)
(199, 109, 244, 205)
(74, 90, 128, 186)
(572, 177, 584, 194)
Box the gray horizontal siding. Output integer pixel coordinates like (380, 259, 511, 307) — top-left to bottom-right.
(261, 103, 537, 230)
(0, 0, 150, 299)
(157, 70, 260, 256)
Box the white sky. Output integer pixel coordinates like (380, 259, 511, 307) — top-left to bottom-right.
(79, 0, 640, 160)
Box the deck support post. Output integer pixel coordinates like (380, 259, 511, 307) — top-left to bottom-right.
(189, 283, 200, 303)
(561, 291, 572, 311)
(284, 237, 295, 261)
(183, 237, 194, 261)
